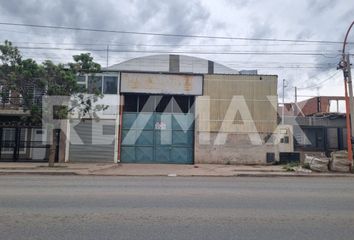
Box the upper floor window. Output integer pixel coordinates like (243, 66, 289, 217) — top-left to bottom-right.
(103, 76, 118, 94)
(78, 75, 118, 95)
(88, 76, 102, 94)
(76, 75, 86, 83)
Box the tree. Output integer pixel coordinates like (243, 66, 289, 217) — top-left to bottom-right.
(0, 40, 107, 166)
(0, 41, 105, 121)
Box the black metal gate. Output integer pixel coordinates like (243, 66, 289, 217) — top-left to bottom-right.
(0, 127, 60, 162)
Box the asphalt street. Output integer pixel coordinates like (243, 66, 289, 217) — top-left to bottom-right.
(1, 175, 354, 240)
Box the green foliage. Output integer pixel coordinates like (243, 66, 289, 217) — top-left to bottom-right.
(0, 40, 21, 66)
(42, 60, 78, 96)
(282, 162, 300, 172)
(303, 163, 311, 170)
(70, 53, 101, 74)
(0, 40, 106, 124)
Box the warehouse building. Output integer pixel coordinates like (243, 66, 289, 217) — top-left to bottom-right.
(63, 54, 283, 164)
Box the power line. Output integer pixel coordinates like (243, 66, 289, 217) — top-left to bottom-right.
(0, 22, 352, 45)
(9, 40, 344, 48)
(18, 49, 338, 69)
(16, 46, 343, 57)
(17, 53, 337, 70)
(18, 49, 338, 65)
(13, 43, 342, 53)
(297, 71, 340, 90)
(20, 56, 336, 69)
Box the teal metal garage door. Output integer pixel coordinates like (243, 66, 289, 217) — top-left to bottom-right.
(121, 95, 194, 164)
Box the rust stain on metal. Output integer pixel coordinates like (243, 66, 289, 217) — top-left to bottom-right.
(122, 73, 202, 95)
(130, 79, 139, 89)
(146, 77, 154, 88)
(184, 75, 193, 91)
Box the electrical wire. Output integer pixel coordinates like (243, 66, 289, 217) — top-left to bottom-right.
(9, 40, 345, 48)
(15, 46, 343, 57)
(0, 22, 353, 45)
(17, 50, 338, 69)
(297, 71, 340, 90)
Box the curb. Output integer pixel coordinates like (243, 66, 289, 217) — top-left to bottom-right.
(234, 173, 354, 177)
(0, 171, 353, 177)
(0, 171, 79, 176)
(1, 172, 352, 178)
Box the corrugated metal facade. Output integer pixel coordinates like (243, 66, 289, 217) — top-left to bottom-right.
(120, 72, 203, 95)
(199, 74, 278, 133)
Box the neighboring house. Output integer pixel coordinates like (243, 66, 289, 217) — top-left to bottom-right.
(279, 96, 345, 117)
(0, 85, 48, 161)
(280, 96, 347, 155)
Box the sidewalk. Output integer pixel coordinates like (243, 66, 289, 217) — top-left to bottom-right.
(0, 162, 353, 177)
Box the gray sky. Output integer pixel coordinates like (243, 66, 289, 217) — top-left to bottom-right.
(0, 0, 353, 102)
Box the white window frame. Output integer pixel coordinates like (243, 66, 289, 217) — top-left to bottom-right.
(76, 73, 119, 95)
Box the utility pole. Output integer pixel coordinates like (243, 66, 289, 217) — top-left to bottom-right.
(338, 20, 354, 170)
(282, 79, 287, 125)
(294, 86, 297, 116)
(345, 54, 354, 139)
(340, 54, 354, 165)
(106, 45, 109, 68)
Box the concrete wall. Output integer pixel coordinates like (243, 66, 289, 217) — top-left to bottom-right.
(194, 132, 278, 164)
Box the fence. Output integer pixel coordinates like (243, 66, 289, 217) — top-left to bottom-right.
(0, 127, 60, 162)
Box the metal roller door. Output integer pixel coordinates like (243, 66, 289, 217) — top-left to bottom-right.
(69, 120, 115, 162)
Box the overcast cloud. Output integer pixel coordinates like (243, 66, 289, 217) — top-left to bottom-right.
(0, 0, 353, 101)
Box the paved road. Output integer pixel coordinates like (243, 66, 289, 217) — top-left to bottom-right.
(1, 176, 354, 240)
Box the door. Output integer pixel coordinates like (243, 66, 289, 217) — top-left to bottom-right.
(121, 95, 194, 164)
(69, 120, 116, 162)
(31, 128, 47, 160)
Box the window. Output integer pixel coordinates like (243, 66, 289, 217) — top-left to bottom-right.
(79, 75, 118, 94)
(103, 76, 117, 94)
(189, 97, 195, 113)
(139, 95, 156, 112)
(174, 96, 189, 113)
(76, 75, 87, 92)
(124, 94, 138, 112)
(87, 76, 102, 94)
(123, 94, 195, 113)
(36, 130, 44, 134)
(76, 75, 86, 83)
(156, 96, 172, 113)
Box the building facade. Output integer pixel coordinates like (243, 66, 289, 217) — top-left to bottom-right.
(61, 54, 282, 164)
(1, 54, 284, 164)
